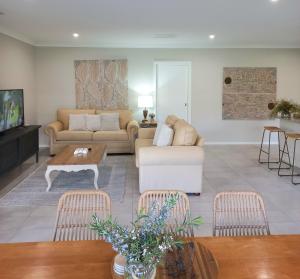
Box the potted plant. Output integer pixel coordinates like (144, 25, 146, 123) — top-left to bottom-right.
(293, 104, 300, 119)
(149, 113, 155, 122)
(90, 193, 202, 279)
(270, 99, 298, 119)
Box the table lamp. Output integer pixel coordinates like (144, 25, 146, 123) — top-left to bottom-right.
(138, 95, 153, 122)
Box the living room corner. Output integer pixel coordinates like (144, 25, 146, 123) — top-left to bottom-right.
(1, 1, 300, 278)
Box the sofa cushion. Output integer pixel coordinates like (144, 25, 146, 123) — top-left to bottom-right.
(100, 113, 120, 131)
(153, 124, 174, 147)
(153, 125, 161, 145)
(165, 115, 179, 127)
(93, 130, 128, 141)
(86, 115, 102, 131)
(56, 130, 93, 141)
(69, 114, 87, 131)
(57, 109, 95, 129)
(96, 110, 132, 129)
(139, 146, 204, 166)
(172, 120, 197, 146)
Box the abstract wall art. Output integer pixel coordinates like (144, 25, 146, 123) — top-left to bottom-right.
(222, 67, 277, 120)
(74, 59, 128, 109)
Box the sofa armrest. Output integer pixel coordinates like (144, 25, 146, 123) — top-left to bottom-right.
(45, 121, 64, 138)
(127, 120, 139, 140)
(138, 127, 156, 139)
(139, 146, 204, 166)
(195, 136, 205, 147)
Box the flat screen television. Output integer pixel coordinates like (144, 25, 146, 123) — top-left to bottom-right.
(0, 89, 24, 133)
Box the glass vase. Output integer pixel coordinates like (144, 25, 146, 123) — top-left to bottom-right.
(126, 263, 156, 279)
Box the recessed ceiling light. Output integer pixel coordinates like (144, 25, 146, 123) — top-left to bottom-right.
(270, 0, 279, 2)
(73, 33, 79, 38)
(209, 34, 215, 39)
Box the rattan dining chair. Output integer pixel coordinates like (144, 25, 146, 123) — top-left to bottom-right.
(53, 190, 111, 241)
(213, 191, 270, 237)
(138, 190, 193, 236)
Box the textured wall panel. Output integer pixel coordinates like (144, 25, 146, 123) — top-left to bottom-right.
(223, 67, 277, 120)
(74, 59, 128, 109)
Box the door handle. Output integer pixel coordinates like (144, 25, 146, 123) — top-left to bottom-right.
(184, 103, 188, 107)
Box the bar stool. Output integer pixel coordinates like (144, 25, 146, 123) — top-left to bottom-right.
(278, 133, 300, 185)
(258, 126, 291, 170)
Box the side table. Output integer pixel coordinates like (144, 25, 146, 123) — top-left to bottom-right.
(139, 121, 158, 128)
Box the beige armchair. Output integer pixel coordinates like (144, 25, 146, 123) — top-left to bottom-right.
(45, 109, 138, 155)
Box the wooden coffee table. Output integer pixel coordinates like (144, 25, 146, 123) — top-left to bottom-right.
(45, 144, 107, 192)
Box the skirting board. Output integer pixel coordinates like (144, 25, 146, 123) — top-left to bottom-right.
(39, 144, 50, 148)
(39, 142, 278, 148)
(205, 141, 278, 145)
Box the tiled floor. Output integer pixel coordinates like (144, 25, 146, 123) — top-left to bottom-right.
(1, 145, 300, 242)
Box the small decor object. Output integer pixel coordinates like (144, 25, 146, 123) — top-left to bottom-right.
(149, 113, 155, 121)
(267, 102, 276, 110)
(270, 99, 298, 119)
(73, 148, 88, 157)
(138, 96, 153, 123)
(91, 193, 202, 279)
(224, 77, 232, 85)
(113, 254, 126, 276)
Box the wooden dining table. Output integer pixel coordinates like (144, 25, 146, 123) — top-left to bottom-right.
(0, 235, 300, 279)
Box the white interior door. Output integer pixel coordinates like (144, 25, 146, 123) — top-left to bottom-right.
(155, 61, 191, 123)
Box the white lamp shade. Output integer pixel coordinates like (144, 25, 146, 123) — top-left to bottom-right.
(138, 95, 153, 108)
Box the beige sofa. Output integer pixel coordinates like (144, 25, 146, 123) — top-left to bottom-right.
(135, 116, 205, 194)
(45, 109, 138, 155)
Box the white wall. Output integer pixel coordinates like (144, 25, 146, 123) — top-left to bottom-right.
(0, 33, 36, 124)
(35, 47, 300, 146)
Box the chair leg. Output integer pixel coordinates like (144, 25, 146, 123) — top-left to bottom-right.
(278, 131, 281, 163)
(259, 129, 286, 169)
(258, 129, 266, 163)
(278, 136, 288, 176)
(291, 139, 300, 185)
(268, 131, 272, 169)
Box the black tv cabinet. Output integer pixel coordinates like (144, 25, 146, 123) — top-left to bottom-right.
(0, 125, 41, 175)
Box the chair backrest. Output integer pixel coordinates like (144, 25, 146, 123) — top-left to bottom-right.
(138, 190, 193, 236)
(213, 191, 270, 237)
(53, 190, 111, 241)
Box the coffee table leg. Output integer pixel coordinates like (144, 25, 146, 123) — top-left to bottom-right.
(92, 165, 99, 190)
(45, 168, 52, 192)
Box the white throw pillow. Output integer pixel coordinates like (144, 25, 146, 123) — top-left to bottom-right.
(86, 115, 101, 131)
(100, 113, 120, 131)
(153, 124, 162, 145)
(153, 124, 174, 147)
(69, 114, 86, 131)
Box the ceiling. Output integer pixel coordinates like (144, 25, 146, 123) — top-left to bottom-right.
(0, 0, 300, 48)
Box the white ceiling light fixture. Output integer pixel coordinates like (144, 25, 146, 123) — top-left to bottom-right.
(72, 33, 79, 38)
(209, 34, 215, 39)
(270, 0, 279, 2)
